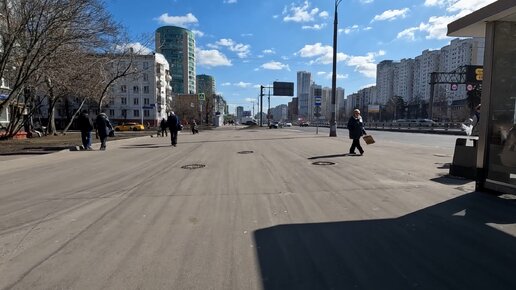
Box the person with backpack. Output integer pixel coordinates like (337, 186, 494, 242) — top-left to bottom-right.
(77, 110, 94, 150)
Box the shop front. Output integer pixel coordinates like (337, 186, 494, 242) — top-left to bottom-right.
(448, 0, 516, 194)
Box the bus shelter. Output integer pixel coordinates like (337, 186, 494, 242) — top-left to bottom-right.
(448, 0, 516, 194)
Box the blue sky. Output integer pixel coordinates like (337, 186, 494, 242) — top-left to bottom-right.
(105, 0, 495, 114)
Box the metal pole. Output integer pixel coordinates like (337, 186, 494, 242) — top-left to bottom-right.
(268, 87, 271, 125)
(330, 0, 342, 137)
(429, 72, 435, 120)
(260, 86, 264, 126)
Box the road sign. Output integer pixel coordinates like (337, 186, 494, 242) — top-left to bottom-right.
(314, 106, 321, 113)
(450, 84, 458, 91)
(466, 84, 474, 91)
(314, 96, 322, 106)
(314, 112, 321, 118)
(273, 82, 294, 96)
(198, 93, 205, 101)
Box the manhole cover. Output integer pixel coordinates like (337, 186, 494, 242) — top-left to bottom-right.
(238, 151, 254, 154)
(181, 164, 206, 170)
(312, 161, 335, 166)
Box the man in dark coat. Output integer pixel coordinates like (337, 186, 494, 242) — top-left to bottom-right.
(347, 109, 366, 155)
(167, 111, 180, 147)
(95, 113, 113, 151)
(77, 110, 94, 150)
(160, 118, 168, 137)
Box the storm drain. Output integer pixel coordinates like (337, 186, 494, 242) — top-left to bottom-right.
(181, 164, 206, 170)
(238, 151, 254, 154)
(312, 161, 335, 166)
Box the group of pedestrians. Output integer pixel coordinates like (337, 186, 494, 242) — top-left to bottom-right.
(77, 110, 113, 151)
(78, 110, 196, 150)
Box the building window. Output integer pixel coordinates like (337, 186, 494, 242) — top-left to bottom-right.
(121, 97, 127, 105)
(109, 98, 115, 105)
(143, 62, 149, 69)
(134, 98, 139, 105)
(143, 73, 148, 82)
(109, 109, 115, 117)
(134, 110, 139, 117)
(121, 109, 127, 118)
(120, 85, 127, 93)
(133, 86, 139, 93)
(144, 110, 150, 117)
(144, 98, 150, 105)
(143, 86, 150, 94)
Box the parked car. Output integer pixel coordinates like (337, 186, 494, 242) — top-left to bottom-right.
(285, 122, 293, 127)
(114, 122, 145, 131)
(244, 120, 258, 125)
(269, 121, 279, 129)
(417, 119, 436, 127)
(299, 122, 310, 127)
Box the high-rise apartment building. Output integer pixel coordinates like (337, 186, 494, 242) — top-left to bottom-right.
(393, 59, 415, 103)
(376, 60, 396, 105)
(438, 38, 485, 102)
(155, 26, 196, 94)
(236, 106, 244, 123)
(297, 71, 311, 120)
(413, 49, 440, 103)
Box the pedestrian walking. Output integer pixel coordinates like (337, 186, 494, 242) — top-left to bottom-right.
(167, 111, 180, 147)
(160, 118, 168, 137)
(191, 119, 199, 134)
(77, 110, 94, 150)
(348, 109, 366, 155)
(95, 112, 113, 151)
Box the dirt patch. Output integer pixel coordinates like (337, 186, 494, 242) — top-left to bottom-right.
(0, 130, 151, 154)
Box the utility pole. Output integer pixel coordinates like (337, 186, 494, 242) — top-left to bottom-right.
(330, 0, 343, 137)
(260, 86, 264, 127)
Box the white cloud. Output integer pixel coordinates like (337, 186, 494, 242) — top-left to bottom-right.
(235, 82, 252, 88)
(156, 13, 198, 27)
(223, 0, 237, 4)
(116, 42, 153, 54)
(402, 0, 496, 40)
(192, 30, 204, 37)
(283, 1, 327, 23)
(302, 23, 326, 30)
(260, 61, 290, 71)
(262, 49, 276, 54)
(196, 49, 232, 67)
(360, 0, 374, 3)
(297, 43, 383, 78)
(343, 24, 360, 34)
(221, 82, 232, 86)
(244, 97, 256, 102)
(211, 38, 251, 58)
(397, 27, 418, 41)
(372, 8, 410, 22)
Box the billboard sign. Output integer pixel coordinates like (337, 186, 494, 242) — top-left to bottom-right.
(368, 105, 380, 113)
(273, 82, 294, 96)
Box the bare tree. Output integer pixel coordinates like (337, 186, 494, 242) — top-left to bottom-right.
(0, 0, 119, 138)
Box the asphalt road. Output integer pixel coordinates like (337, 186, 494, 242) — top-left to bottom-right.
(0, 127, 515, 290)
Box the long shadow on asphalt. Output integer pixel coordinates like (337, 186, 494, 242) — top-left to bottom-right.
(308, 153, 362, 159)
(253, 191, 516, 290)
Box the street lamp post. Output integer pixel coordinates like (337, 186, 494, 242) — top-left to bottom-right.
(330, 0, 343, 137)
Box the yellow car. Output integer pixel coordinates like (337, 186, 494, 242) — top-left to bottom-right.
(114, 122, 145, 131)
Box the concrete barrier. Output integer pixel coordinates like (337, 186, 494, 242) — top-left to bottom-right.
(449, 138, 477, 179)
